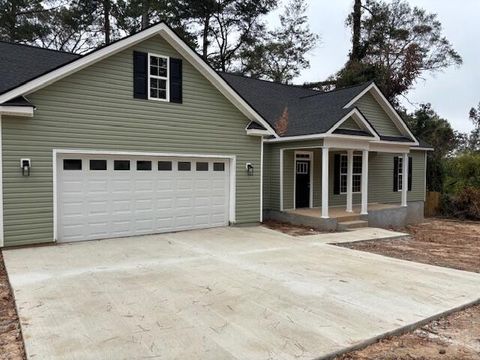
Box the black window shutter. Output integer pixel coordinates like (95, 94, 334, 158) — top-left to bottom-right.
(333, 154, 340, 195)
(393, 156, 399, 192)
(169, 58, 182, 103)
(408, 156, 413, 191)
(133, 51, 147, 99)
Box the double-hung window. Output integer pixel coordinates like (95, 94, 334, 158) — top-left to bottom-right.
(397, 156, 404, 191)
(340, 154, 362, 194)
(148, 54, 169, 101)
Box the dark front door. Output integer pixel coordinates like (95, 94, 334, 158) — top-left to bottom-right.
(295, 160, 310, 208)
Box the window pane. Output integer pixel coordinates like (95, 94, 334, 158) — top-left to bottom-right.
(178, 162, 191, 171)
(353, 174, 361, 192)
(150, 88, 158, 98)
(340, 174, 347, 193)
(340, 155, 347, 173)
(158, 161, 172, 171)
(150, 56, 158, 66)
(158, 90, 166, 99)
(353, 156, 362, 174)
(196, 162, 209, 171)
(63, 159, 82, 170)
(150, 65, 158, 76)
(158, 79, 167, 90)
(90, 159, 107, 171)
(137, 160, 152, 171)
(213, 162, 225, 171)
(114, 160, 130, 171)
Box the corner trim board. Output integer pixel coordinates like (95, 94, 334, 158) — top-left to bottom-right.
(0, 116, 3, 247)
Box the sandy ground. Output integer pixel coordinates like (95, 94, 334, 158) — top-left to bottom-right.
(339, 219, 480, 273)
(336, 218, 480, 359)
(0, 252, 25, 360)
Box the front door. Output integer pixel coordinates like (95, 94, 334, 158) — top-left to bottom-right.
(295, 160, 310, 208)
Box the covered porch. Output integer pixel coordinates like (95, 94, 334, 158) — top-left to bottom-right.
(265, 135, 420, 231)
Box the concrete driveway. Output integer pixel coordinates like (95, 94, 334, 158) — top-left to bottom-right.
(4, 227, 480, 360)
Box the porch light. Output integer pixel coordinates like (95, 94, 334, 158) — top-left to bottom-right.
(21, 158, 31, 176)
(246, 162, 254, 176)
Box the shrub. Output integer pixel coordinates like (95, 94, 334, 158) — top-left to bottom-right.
(441, 187, 480, 220)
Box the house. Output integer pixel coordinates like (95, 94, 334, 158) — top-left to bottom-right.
(0, 22, 431, 247)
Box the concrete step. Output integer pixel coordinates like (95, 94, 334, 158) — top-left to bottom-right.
(337, 220, 369, 231)
(336, 214, 362, 222)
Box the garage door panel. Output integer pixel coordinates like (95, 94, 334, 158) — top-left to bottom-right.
(57, 154, 230, 242)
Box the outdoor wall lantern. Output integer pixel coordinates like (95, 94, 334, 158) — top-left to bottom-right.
(246, 162, 254, 176)
(20, 158, 31, 176)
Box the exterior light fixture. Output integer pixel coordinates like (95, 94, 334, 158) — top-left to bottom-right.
(20, 158, 31, 176)
(246, 162, 254, 176)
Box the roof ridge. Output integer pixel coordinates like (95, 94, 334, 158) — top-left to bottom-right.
(299, 81, 373, 100)
(221, 72, 319, 93)
(0, 40, 81, 56)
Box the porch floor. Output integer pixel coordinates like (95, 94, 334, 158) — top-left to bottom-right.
(286, 203, 401, 220)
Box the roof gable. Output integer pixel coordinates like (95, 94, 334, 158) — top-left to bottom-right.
(344, 83, 418, 145)
(0, 22, 276, 137)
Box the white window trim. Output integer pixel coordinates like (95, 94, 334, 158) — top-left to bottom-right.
(52, 149, 236, 241)
(147, 53, 170, 102)
(397, 156, 404, 192)
(340, 154, 362, 194)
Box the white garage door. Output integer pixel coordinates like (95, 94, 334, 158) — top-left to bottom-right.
(56, 154, 230, 242)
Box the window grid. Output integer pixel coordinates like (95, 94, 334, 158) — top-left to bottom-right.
(398, 156, 403, 191)
(148, 54, 169, 101)
(340, 154, 362, 194)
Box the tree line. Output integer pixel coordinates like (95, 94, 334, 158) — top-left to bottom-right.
(0, 0, 318, 80)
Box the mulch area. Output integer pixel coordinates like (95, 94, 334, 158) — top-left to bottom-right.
(0, 251, 26, 360)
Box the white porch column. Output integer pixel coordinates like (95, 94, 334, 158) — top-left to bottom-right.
(361, 150, 369, 215)
(321, 147, 329, 218)
(346, 150, 354, 213)
(402, 153, 409, 207)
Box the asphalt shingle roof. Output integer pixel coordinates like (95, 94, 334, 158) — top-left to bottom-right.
(0, 41, 427, 147)
(221, 73, 373, 137)
(0, 41, 80, 95)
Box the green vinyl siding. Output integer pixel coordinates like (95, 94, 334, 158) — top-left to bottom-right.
(338, 117, 361, 130)
(263, 140, 323, 211)
(2, 35, 261, 247)
(354, 92, 403, 137)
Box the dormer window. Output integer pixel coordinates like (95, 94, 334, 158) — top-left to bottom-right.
(148, 54, 169, 101)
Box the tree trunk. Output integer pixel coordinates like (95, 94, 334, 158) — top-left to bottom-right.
(141, 0, 149, 29)
(202, 16, 210, 60)
(351, 0, 362, 62)
(103, 0, 111, 44)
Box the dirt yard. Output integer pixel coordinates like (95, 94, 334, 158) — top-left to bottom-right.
(0, 252, 25, 360)
(262, 219, 326, 236)
(339, 218, 480, 273)
(336, 218, 480, 359)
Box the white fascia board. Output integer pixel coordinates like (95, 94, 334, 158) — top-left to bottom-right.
(343, 83, 419, 146)
(411, 147, 434, 151)
(0, 23, 278, 138)
(0, 106, 34, 117)
(326, 108, 380, 140)
(246, 129, 271, 136)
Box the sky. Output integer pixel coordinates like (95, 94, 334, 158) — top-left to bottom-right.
(267, 0, 480, 132)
